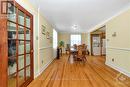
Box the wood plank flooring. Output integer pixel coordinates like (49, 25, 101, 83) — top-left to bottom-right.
(28, 55, 130, 87)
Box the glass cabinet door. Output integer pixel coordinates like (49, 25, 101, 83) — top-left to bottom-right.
(8, 21, 17, 87)
(8, 3, 33, 87)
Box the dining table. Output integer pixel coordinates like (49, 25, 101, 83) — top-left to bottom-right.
(70, 48, 78, 53)
(69, 47, 88, 61)
(68, 48, 78, 60)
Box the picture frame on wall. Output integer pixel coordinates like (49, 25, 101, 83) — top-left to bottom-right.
(41, 25, 46, 35)
(46, 31, 50, 39)
(49, 36, 53, 43)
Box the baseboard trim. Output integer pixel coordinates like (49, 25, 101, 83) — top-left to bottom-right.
(35, 59, 54, 78)
(34, 72, 40, 78)
(39, 46, 53, 50)
(105, 62, 130, 77)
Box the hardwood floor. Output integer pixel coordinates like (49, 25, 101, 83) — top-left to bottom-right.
(28, 55, 130, 87)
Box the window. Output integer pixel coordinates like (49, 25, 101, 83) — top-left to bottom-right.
(71, 34, 81, 46)
(53, 29, 58, 58)
(53, 29, 57, 48)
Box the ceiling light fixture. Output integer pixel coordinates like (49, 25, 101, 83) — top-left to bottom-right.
(72, 24, 78, 30)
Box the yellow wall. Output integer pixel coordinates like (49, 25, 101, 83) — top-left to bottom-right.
(58, 33, 88, 53)
(86, 8, 130, 76)
(106, 10, 130, 48)
(81, 33, 88, 45)
(58, 33, 70, 45)
(38, 13, 54, 73)
(16, 0, 55, 78)
(105, 9, 130, 76)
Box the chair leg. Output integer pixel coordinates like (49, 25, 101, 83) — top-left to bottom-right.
(85, 57, 87, 61)
(82, 56, 87, 63)
(68, 54, 70, 61)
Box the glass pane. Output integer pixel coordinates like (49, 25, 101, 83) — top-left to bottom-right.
(18, 55, 24, 70)
(8, 22, 16, 57)
(18, 26, 24, 40)
(18, 70, 25, 87)
(26, 66, 31, 80)
(26, 54, 30, 66)
(26, 29, 30, 40)
(71, 34, 81, 46)
(26, 16, 30, 28)
(19, 41, 24, 54)
(8, 6, 16, 22)
(8, 40, 16, 57)
(8, 74, 17, 87)
(8, 57, 16, 72)
(18, 10, 24, 25)
(8, 22, 16, 39)
(26, 41, 30, 53)
(8, 58, 17, 87)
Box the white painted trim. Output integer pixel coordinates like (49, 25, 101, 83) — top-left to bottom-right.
(88, 3, 130, 32)
(107, 47, 130, 51)
(39, 46, 53, 50)
(105, 62, 130, 77)
(35, 59, 54, 78)
(34, 71, 40, 78)
(37, 7, 41, 77)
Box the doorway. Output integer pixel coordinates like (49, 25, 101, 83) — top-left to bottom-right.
(90, 26, 106, 56)
(0, 1, 33, 87)
(91, 34, 101, 56)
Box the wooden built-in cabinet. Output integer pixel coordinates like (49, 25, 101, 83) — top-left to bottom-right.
(0, 1, 34, 87)
(90, 33, 106, 56)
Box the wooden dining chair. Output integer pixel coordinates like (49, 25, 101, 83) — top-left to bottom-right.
(82, 44, 87, 50)
(82, 44, 89, 55)
(76, 45, 87, 62)
(73, 44, 77, 49)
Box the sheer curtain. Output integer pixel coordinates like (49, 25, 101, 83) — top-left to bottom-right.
(71, 34, 81, 46)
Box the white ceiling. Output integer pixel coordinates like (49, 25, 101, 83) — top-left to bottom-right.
(29, 0, 130, 33)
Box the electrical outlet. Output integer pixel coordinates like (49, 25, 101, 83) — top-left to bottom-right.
(112, 58, 114, 62)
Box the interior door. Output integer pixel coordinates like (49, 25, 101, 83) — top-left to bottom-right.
(7, 1, 33, 87)
(0, 7, 8, 87)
